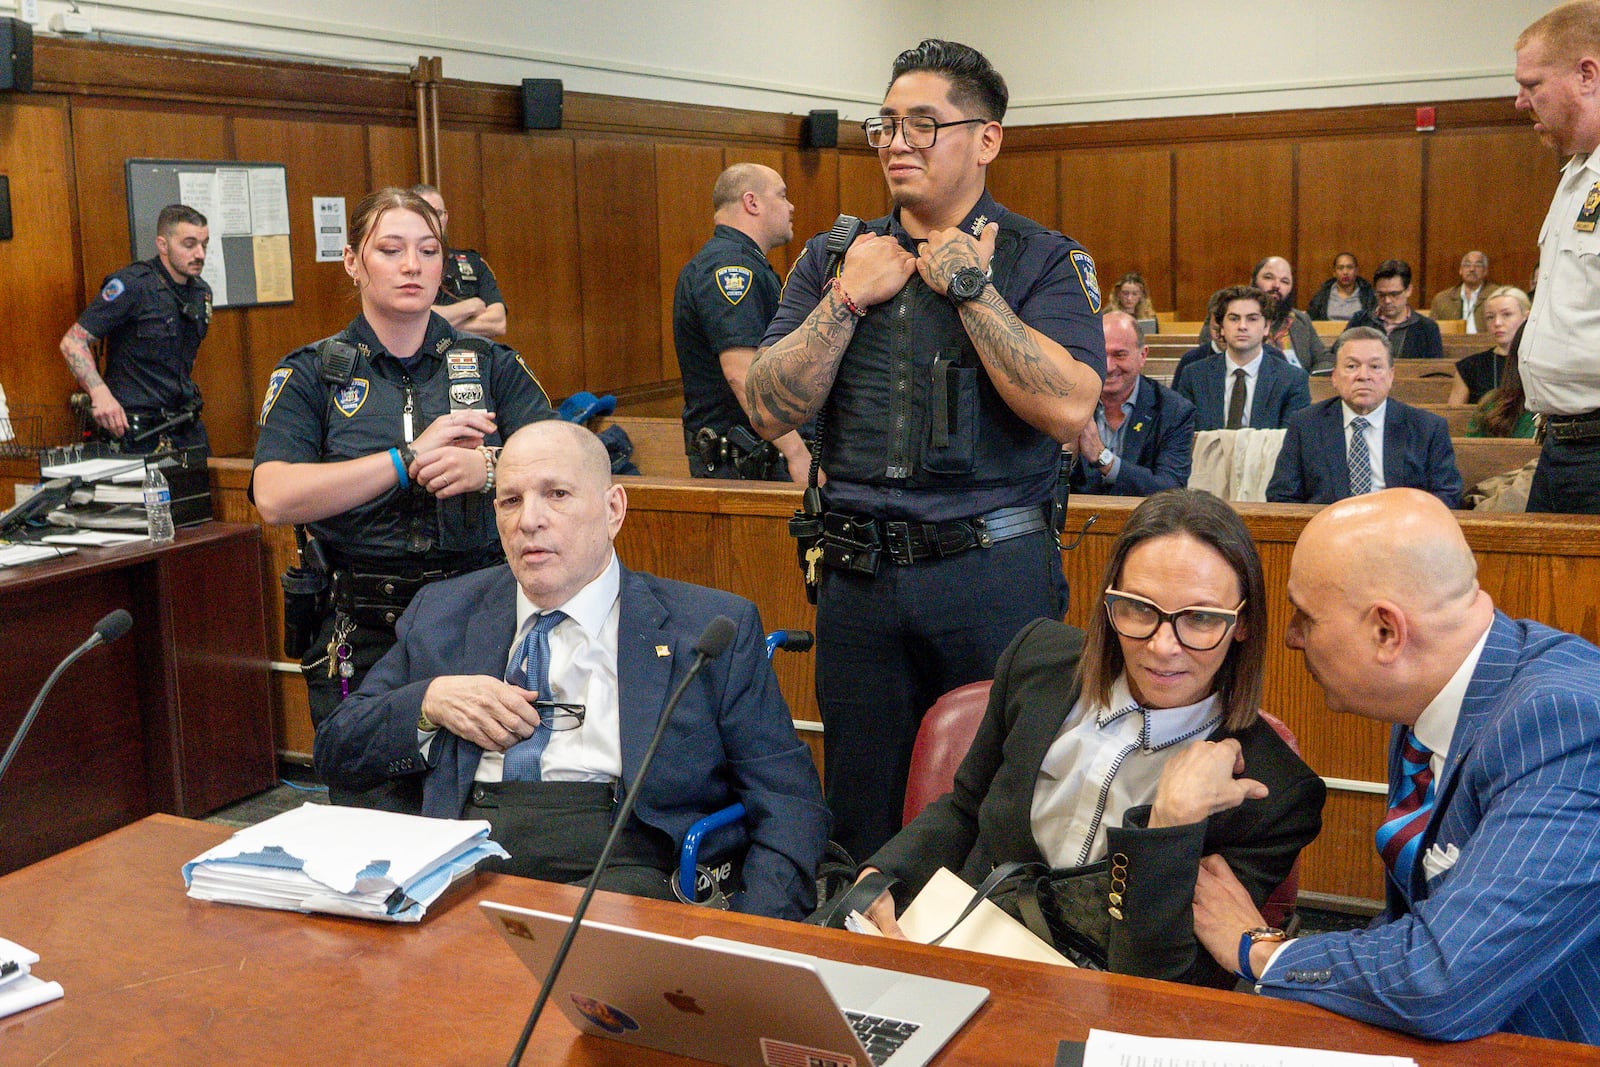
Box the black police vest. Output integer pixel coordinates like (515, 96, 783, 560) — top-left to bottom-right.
(304, 328, 500, 566)
(822, 214, 1061, 493)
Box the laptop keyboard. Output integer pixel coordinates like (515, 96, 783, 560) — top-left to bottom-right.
(844, 1010, 921, 1065)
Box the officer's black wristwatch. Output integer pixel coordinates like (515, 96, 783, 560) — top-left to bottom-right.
(947, 265, 988, 303)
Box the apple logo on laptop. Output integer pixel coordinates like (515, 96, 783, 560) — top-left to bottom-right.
(664, 989, 706, 1015)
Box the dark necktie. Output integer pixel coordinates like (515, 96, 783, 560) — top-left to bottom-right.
(501, 610, 567, 781)
(1348, 415, 1373, 496)
(1375, 729, 1435, 894)
(1226, 368, 1247, 429)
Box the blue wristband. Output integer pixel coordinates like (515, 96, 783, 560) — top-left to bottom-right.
(389, 447, 409, 488)
(1237, 932, 1258, 981)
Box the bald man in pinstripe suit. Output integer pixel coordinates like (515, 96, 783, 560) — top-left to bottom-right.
(1191, 489, 1600, 1045)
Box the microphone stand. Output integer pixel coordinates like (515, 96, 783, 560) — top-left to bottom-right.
(0, 613, 131, 787)
(506, 620, 733, 1066)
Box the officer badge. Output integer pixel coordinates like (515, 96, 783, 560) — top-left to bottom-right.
(715, 266, 753, 306)
(454, 253, 477, 281)
(1577, 182, 1600, 233)
(259, 368, 292, 425)
(1070, 249, 1102, 313)
(333, 377, 369, 417)
(447, 351, 480, 380)
(100, 277, 125, 302)
(450, 382, 485, 407)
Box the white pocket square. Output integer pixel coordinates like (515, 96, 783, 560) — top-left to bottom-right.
(1422, 842, 1460, 881)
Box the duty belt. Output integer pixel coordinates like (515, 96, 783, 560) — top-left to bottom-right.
(332, 563, 477, 629)
(1543, 411, 1600, 443)
(819, 504, 1050, 574)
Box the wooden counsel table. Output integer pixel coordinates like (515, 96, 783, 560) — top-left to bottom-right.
(1, 817, 1594, 1066)
(0, 524, 274, 875)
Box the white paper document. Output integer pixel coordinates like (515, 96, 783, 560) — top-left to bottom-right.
(39, 457, 144, 482)
(0, 937, 63, 1020)
(183, 803, 508, 922)
(1082, 1028, 1419, 1067)
(41, 531, 148, 547)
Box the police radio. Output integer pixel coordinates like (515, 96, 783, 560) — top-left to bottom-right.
(788, 213, 865, 604)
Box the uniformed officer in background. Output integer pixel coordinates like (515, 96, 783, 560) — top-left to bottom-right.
(748, 40, 1105, 860)
(59, 203, 213, 454)
(253, 187, 554, 810)
(411, 183, 508, 339)
(672, 163, 810, 482)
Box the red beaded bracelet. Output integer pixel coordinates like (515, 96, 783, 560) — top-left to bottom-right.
(831, 277, 867, 319)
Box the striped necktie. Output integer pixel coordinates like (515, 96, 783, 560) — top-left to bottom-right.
(1375, 729, 1435, 894)
(1348, 415, 1373, 496)
(501, 610, 567, 781)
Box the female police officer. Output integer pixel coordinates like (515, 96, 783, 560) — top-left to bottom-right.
(252, 187, 553, 809)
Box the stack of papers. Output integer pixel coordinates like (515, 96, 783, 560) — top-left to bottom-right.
(38, 456, 144, 482)
(0, 937, 64, 1020)
(0, 543, 74, 568)
(1062, 1029, 1418, 1067)
(182, 803, 508, 923)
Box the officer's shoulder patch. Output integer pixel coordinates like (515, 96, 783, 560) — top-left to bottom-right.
(714, 265, 754, 306)
(333, 377, 369, 418)
(259, 368, 293, 425)
(100, 277, 126, 303)
(1070, 249, 1102, 314)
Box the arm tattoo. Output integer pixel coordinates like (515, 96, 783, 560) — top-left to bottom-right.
(61, 323, 107, 391)
(744, 292, 858, 433)
(961, 289, 1079, 398)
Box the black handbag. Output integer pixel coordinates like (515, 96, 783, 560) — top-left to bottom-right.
(930, 860, 1112, 970)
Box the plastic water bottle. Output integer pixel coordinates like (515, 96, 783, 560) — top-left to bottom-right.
(143, 464, 175, 544)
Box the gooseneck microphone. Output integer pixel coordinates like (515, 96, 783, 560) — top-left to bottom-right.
(507, 614, 738, 1066)
(0, 609, 133, 788)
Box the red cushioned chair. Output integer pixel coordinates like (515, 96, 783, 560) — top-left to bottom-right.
(902, 683, 1304, 932)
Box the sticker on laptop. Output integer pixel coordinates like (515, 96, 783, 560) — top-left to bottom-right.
(759, 1037, 857, 1067)
(570, 994, 639, 1035)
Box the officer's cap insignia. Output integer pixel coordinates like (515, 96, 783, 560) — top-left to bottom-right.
(1070, 249, 1102, 314)
(100, 278, 125, 302)
(715, 266, 754, 306)
(333, 377, 369, 417)
(450, 382, 485, 407)
(259, 368, 292, 425)
(448, 352, 480, 380)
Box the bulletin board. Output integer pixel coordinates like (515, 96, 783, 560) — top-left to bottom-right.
(124, 158, 293, 309)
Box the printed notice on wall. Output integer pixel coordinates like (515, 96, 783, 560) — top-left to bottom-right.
(252, 235, 293, 303)
(314, 197, 347, 263)
(213, 168, 254, 236)
(248, 168, 290, 235)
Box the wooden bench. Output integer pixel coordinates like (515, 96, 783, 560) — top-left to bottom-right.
(1453, 437, 1540, 490)
(1421, 404, 1480, 435)
(591, 415, 690, 478)
(1312, 377, 1455, 404)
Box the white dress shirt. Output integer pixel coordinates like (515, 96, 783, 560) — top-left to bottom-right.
(1459, 284, 1482, 334)
(1342, 399, 1388, 494)
(1223, 351, 1264, 428)
(1029, 675, 1222, 868)
(1522, 151, 1600, 414)
(422, 554, 624, 783)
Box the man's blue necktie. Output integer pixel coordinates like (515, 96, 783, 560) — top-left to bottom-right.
(1348, 415, 1374, 496)
(1375, 729, 1436, 895)
(501, 610, 567, 781)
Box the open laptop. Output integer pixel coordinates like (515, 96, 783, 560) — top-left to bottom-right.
(481, 901, 988, 1067)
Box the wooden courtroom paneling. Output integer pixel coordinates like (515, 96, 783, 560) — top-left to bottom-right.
(783, 147, 841, 268)
(987, 151, 1060, 232)
(1424, 127, 1556, 300)
(435, 127, 486, 250)
(0, 100, 82, 422)
(68, 105, 255, 456)
(1296, 136, 1423, 303)
(1058, 148, 1172, 311)
(364, 123, 419, 189)
(231, 116, 375, 433)
(655, 143, 726, 382)
(575, 138, 661, 394)
(480, 133, 585, 402)
(1173, 140, 1296, 315)
(837, 151, 890, 219)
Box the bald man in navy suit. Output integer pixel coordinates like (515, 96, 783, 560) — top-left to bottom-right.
(316, 421, 829, 918)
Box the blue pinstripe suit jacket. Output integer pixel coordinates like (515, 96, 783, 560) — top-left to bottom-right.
(1261, 611, 1600, 1044)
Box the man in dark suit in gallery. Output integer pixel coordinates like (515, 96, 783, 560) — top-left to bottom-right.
(1074, 310, 1196, 495)
(1193, 489, 1600, 1045)
(314, 420, 829, 919)
(1267, 327, 1462, 508)
(1175, 285, 1311, 431)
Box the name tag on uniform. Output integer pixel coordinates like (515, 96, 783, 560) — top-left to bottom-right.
(1576, 182, 1600, 232)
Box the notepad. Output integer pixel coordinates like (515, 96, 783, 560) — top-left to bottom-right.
(0, 937, 63, 1020)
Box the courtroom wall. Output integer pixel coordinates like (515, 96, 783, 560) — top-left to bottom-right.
(0, 38, 1555, 462)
